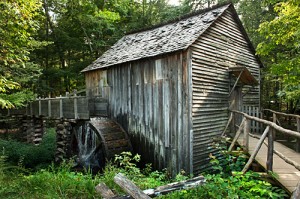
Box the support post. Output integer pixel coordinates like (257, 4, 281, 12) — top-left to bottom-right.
(230, 112, 235, 136)
(242, 126, 270, 173)
(272, 112, 277, 140)
(296, 118, 300, 152)
(48, 95, 51, 118)
(38, 97, 42, 116)
(243, 118, 250, 152)
(59, 95, 63, 118)
(74, 90, 78, 119)
(221, 112, 233, 136)
(267, 127, 274, 171)
(228, 117, 246, 152)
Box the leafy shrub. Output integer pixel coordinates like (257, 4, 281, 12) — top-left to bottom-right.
(0, 160, 101, 199)
(209, 137, 248, 176)
(111, 151, 169, 190)
(0, 128, 56, 169)
(159, 172, 288, 199)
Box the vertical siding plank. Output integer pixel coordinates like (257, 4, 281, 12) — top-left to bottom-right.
(163, 81, 170, 148)
(153, 78, 159, 169)
(177, 53, 183, 172)
(170, 54, 179, 175)
(187, 49, 194, 174)
(182, 50, 189, 172)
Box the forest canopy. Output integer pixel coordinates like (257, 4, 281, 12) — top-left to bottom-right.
(0, 0, 299, 112)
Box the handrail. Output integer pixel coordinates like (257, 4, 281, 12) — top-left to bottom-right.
(263, 109, 300, 119)
(263, 109, 300, 151)
(231, 110, 300, 138)
(227, 109, 300, 174)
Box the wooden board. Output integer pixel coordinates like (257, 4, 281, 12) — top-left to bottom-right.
(238, 135, 300, 194)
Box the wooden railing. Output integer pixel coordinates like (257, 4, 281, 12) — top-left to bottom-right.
(223, 109, 300, 173)
(264, 109, 300, 151)
(3, 91, 108, 119)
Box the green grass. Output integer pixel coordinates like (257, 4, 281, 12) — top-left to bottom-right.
(0, 134, 289, 199)
(0, 128, 56, 170)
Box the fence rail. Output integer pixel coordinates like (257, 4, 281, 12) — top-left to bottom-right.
(263, 109, 300, 151)
(2, 92, 108, 119)
(225, 109, 300, 173)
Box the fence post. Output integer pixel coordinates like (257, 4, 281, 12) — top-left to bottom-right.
(48, 95, 51, 118)
(38, 97, 42, 116)
(74, 90, 78, 119)
(242, 126, 270, 174)
(243, 118, 250, 152)
(267, 127, 274, 171)
(230, 112, 235, 136)
(59, 95, 63, 118)
(272, 112, 276, 140)
(296, 118, 300, 152)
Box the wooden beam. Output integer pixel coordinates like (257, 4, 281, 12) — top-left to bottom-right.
(221, 112, 233, 137)
(296, 118, 300, 152)
(74, 90, 78, 119)
(243, 118, 250, 152)
(242, 126, 269, 174)
(291, 181, 300, 199)
(228, 117, 246, 152)
(48, 96, 51, 118)
(59, 95, 63, 118)
(228, 68, 244, 97)
(250, 133, 300, 171)
(114, 173, 151, 199)
(273, 112, 277, 141)
(95, 183, 117, 199)
(230, 110, 300, 138)
(144, 176, 206, 197)
(264, 109, 300, 119)
(38, 97, 42, 116)
(267, 127, 274, 171)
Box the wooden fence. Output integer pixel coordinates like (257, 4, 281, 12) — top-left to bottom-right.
(223, 109, 300, 173)
(243, 105, 261, 133)
(263, 109, 300, 151)
(3, 92, 108, 119)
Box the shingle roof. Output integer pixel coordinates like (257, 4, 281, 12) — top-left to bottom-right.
(82, 4, 231, 72)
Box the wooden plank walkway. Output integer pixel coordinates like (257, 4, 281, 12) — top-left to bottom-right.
(238, 136, 300, 194)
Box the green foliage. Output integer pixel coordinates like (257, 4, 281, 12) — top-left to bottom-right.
(0, 0, 43, 108)
(0, 148, 289, 198)
(0, 128, 56, 169)
(0, 160, 101, 199)
(209, 138, 248, 176)
(114, 151, 141, 173)
(257, 0, 300, 104)
(159, 138, 288, 199)
(159, 172, 288, 199)
(113, 151, 168, 190)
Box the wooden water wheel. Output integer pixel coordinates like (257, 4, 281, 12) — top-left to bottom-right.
(89, 118, 133, 161)
(55, 118, 133, 167)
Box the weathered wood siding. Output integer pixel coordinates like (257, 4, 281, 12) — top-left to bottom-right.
(85, 69, 109, 98)
(190, 10, 260, 173)
(105, 51, 193, 174)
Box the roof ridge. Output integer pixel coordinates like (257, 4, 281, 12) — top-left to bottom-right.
(126, 2, 232, 35)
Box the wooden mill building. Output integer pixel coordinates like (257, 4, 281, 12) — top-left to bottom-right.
(82, 3, 261, 174)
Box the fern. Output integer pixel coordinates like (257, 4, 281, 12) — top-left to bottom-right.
(0, 148, 8, 179)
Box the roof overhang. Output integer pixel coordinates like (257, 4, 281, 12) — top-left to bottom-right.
(229, 66, 259, 86)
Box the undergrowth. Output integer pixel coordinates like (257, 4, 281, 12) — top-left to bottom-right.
(0, 135, 289, 198)
(0, 128, 56, 170)
(158, 137, 289, 199)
